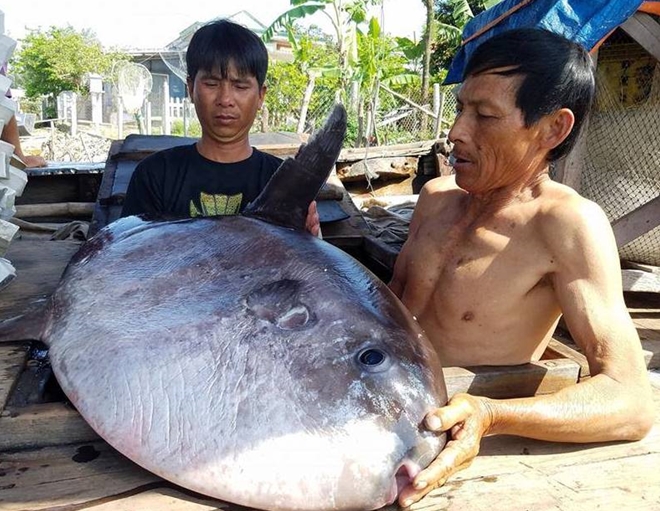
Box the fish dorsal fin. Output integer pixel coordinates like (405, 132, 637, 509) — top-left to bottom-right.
(243, 104, 347, 230)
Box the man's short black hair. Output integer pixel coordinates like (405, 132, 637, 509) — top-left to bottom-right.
(186, 19, 269, 87)
(464, 28, 595, 161)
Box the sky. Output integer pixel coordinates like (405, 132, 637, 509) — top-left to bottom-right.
(2, 0, 427, 50)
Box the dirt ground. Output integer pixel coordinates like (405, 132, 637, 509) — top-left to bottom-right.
(20, 126, 115, 163)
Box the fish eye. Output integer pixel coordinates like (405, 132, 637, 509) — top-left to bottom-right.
(356, 347, 390, 372)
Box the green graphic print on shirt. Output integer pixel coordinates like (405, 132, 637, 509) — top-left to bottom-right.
(190, 192, 243, 217)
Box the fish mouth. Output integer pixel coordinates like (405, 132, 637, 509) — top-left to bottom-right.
(385, 459, 422, 506)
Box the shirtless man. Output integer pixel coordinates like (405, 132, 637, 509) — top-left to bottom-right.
(389, 28, 654, 507)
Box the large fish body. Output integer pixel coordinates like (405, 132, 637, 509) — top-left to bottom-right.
(36, 106, 449, 510)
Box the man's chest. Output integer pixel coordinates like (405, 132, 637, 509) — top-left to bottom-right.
(403, 219, 554, 310)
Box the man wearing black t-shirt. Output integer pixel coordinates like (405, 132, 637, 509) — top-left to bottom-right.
(122, 19, 320, 235)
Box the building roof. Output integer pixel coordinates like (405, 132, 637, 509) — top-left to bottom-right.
(166, 10, 285, 51)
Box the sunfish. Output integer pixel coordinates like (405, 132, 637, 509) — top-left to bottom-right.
(8, 105, 448, 510)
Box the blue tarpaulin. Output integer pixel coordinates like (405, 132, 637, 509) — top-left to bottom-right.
(445, 0, 652, 84)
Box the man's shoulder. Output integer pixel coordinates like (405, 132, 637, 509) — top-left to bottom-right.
(539, 181, 607, 225)
(536, 181, 612, 248)
(417, 175, 463, 210)
(424, 175, 459, 193)
(132, 144, 197, 181)
(252, 148, 284, 170)
(137, 143, 196, 167)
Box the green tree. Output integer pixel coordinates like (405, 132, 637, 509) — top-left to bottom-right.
(262, 0, 382, 93)
(12, 26, 128, 99)
(421, 0, 435, 104)
(432, 0, 501, 71)
(264, 32, 340, 132)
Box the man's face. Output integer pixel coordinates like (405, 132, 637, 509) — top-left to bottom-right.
(448, 71, 548, 194)
(188, 62, 266, 145)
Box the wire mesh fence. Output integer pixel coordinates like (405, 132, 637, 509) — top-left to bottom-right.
(579, 28, 660, 266)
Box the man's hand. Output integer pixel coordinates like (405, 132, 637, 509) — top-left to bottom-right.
(305, 201, 320, 237)
(399, 393, 494, 508)
(23, 155, 47, 168)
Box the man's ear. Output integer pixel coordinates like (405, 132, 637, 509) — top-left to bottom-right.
(541, 108, 575, 151)
(259, 85, 267, 108)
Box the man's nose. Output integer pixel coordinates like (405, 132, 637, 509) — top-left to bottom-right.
(448, 114, 467, 145)
(216, 83, 234, 106)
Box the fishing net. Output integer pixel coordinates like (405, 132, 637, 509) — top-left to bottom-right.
(579, 28, 660, 266)
(114, 62, 153, 115)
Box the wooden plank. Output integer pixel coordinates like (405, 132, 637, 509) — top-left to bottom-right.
(0, 442, 160, 511)
(419, 391, 660, 510)
(1, 394, 657, 511)
(0, 239, 81, 322)
(622, 268, 660, 293)
(621, 12, 660, 62)
(0, 402, 100, 451)
(84, 487, 229, 511)
(0, 343, 29, 411)
(544, 338, 589, 379)
(338, 140, 436, 163)
(443, 359, 580, 399)
(14, 202, 95, 219)
(611, 194, 660, 248)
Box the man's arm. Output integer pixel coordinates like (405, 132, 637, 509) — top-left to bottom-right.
(1, 115, 46, 168)
(389, 180, 441, 296)
(399, 198, 654, 507)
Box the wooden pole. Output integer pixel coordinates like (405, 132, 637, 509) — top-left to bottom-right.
(379, 83, 437, 118)
(70, 93, 78, 137)
(433, 84, 444, 138)
(117, 97, 123, 140)
(183, 98, 190, 137)
(145, 101, 152, 135)
(15, 202, 95, 219)
(163, 79, 171, 135)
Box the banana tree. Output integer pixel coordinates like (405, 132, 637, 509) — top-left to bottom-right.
(435, 0, 503, 56)
(262, 0, 382, 94)
(354, 16, 420, 145)
(420, 0, 435, 105)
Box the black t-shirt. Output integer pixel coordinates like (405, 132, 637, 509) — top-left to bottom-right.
(121, 144, 282, 218)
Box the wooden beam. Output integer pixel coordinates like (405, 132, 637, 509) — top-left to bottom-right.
(621, 12, 660, 62)
(15, 202, 95, 219)
(379, 83, 437, 118)
(0, 343, 30, 411)
(338, 140, 436, 163)
(622, 269, 660, 293)
(611, 194, 660, 247)
(0, 442, 160, 511)
(0, 402, 100, 451)
(443, 358, 580, 399)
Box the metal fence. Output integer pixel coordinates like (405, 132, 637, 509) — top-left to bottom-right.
(42, 73, 459, 146)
